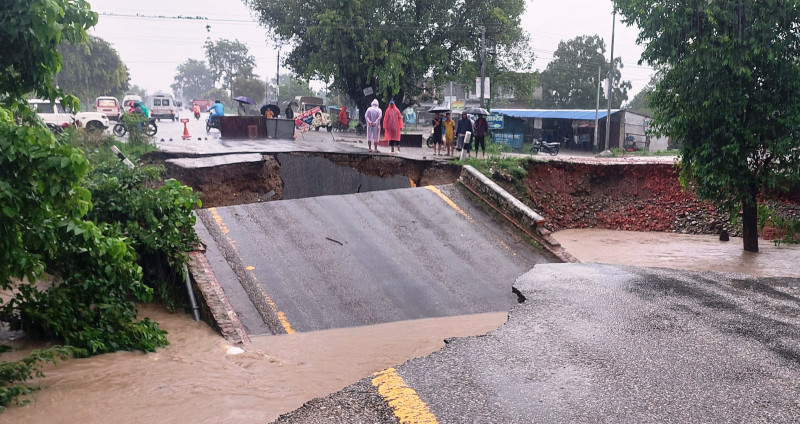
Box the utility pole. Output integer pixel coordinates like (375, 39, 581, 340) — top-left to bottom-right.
(604, 12, 616, 152)
(594, 66, 601, 153)
(276, 45, 281, 103)
(480, 26, 486, 108)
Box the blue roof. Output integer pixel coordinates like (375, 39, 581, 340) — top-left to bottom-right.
(492, 109, 621, 120)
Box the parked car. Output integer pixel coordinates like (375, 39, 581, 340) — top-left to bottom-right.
(28, 99, 110, 132)
(150, 93, 179, 121)
(122, 94, 143, 111)
(95, 96, 121, 121)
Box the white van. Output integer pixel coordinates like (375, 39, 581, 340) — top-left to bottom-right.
(150, 93, 178, 121)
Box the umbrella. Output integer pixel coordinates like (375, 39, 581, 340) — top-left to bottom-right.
(260, 104, 280, 117)
(464, 107, 490, 115)
(234, 96, 256, 105)
(427, 105, 451, 113)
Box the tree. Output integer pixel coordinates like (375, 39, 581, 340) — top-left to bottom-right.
(537, 35, 631, 109)
(231, 75, 266, 106)
(171, 59, 215, 101)
(614, 0, 800, 252)
(0, 0, 168, 357)
(624, 81, 654, 116)
(275, 73, 315, 104)
(56, 35, 130, 104)
(244, 0, 530, 120)
(204, 38, 256, 92)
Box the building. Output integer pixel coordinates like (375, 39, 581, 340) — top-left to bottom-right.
(490, 109, 669, 152)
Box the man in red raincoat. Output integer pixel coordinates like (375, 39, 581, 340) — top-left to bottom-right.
(337, 106, 348, 131)
(382, 100, 403, 153)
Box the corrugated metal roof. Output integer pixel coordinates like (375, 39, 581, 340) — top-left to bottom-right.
(492, 109, 622, 120)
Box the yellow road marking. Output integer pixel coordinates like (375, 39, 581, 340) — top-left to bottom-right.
(208, 207, 295, 334)
(372, 368, 438, 423)
(424, 186, 472, 222)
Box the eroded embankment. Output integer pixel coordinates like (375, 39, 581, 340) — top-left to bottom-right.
(522, 161, 799, 239)
(152, 152, 462, 208)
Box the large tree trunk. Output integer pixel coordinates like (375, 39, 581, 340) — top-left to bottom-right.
(741, 186, 759, 252)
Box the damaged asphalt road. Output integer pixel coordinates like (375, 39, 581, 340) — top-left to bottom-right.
(273, 263, 800, 423)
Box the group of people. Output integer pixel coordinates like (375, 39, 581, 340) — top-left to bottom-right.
(364, 99, 404, 153)
(362, 100, 488, 157)
(431, 111, 488, 158)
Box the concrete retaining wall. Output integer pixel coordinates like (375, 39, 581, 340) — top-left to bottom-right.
(458, 165, 578, 263)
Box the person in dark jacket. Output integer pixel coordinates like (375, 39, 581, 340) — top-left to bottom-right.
(285, 104, 294, 120)
(473, 114, 489, 158)
(456, 111, 474, 155)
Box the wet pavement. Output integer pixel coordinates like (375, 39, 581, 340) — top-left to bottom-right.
(274, 263, 800, 423)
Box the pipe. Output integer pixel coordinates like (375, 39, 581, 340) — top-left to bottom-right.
(183, 263, 201, 321)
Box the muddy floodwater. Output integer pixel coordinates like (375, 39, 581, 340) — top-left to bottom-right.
(2, 307, 507, 423)
(553, 229, 800, 278)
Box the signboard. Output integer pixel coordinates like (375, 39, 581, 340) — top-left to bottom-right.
(487, 113, 504, 130)
(451, 101, 465, 110)
(494, 132, 523, 149)
(363, 87, 374, 96)
(534, 118, 542, 129)
(403, 107, 417, 125)
(295, 106, 322, 133)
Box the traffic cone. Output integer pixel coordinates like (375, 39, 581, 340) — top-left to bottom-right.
(180, 118, 191, 140)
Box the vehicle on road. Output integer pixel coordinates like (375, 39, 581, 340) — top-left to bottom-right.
(28, 99, 110, 132)
(95, 96, 121, 121)
(530, 138, 561, 156)
(151, 93, 179, 121)
(112, 118, 158, 137)
(122, 94, 143, 112)
(295, 96, 331, 131)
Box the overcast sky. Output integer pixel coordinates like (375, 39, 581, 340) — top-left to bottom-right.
(86, 0, 653, 100)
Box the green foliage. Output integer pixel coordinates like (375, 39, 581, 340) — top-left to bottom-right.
(204, 38, 256, 91)
(537, 35, 631, 109)
(0, 346, 83, 410)
(615, 0, 800, 251)
(608, 147, 680, 157)
(0, 110, 166, 353)
(275, 73, 315, 104)
(171, 59, 215, 101)
(121, 113, 151, 146)
(56, 35, 130, 101)
(757, 204, 800, 244)
(245, 0, 530, 119)
(0, 0, 97, 105)
(231, 75, 266, 106)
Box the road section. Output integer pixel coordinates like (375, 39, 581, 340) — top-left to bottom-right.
(195, 184, 550, 336)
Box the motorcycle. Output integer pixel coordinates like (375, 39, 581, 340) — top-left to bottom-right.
(113, 117, 157, 137)
(529, 138, 560, 156)
(206, 115, 220, 133)
(194, 111, 201, 120)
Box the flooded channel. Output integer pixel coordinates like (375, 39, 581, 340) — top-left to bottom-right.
(553, 228, 800, 278)
(2, 306, 507, 423)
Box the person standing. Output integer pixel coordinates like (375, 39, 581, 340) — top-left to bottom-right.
(456, 111, 474, 156)
(383, 100, 403, 153)
(443, 112, 455, 156)
(365, 99, 383, 152)
(285, 104, 294, 120)
(431, 112, 443, 156)
(473, 113, 488, 158)
(338, 106, 349, 131)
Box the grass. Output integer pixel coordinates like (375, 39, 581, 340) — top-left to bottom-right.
(608, 147, 681, 157)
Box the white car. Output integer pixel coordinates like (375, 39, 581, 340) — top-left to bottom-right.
(28, 99, 110, 132)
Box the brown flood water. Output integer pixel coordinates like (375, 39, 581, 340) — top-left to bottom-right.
(1, 306, 507, 423)
(553, 229, 800, 278)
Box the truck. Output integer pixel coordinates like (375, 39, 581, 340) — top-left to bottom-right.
(294, 96, 331, 131)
